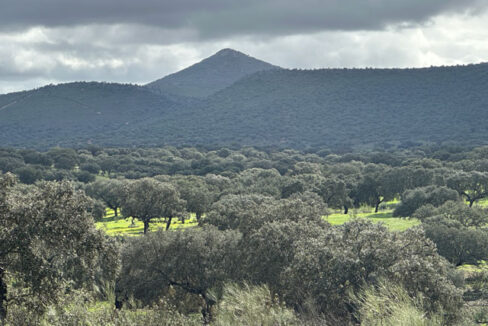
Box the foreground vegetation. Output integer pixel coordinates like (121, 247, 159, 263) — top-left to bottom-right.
(2, 144, 488, 324)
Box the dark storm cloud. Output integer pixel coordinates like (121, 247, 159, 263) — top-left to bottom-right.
(2, 0, 488, 95)
(1, 0, 486, 38)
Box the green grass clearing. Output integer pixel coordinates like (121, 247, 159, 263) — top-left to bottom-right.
(325, 209, 420, 231)
(98, 205, 419, 236)
(96, 209, 198, 236)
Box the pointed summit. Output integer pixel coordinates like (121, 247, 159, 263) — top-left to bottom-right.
(214, 48, 247, 56)
(146, 48, 280, 98)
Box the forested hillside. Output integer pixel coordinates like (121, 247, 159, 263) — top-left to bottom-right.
(0, 82, 182, 148)
(176, 63, 488, 149)
(1, 50, 488, 150)
(146, 48, 280, 98)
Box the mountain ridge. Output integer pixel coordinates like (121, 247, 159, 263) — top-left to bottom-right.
(1, 50, 488, 150)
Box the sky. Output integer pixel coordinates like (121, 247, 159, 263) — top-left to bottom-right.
(1, 0, 488, 94)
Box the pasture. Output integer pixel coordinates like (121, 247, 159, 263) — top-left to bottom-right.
(96, 206, 420, 236)
(325, 210, 420, 231)
(95, 208, 197, 236)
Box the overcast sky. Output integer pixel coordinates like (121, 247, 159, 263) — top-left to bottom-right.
(1, 0, 488, 94)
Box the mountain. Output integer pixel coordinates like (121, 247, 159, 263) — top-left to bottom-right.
(1, 49, 488, 150)
(0, 82, 181, 148)
(144, 63, 488, 149)
(145, 48, 280, 98)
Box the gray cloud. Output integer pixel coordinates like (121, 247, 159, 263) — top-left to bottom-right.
(1, 1, 488, 95)
(1, 0, 487, 38)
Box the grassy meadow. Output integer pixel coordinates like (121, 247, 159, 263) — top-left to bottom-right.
(96, 198, 488, 236)
(95, 208, 198, 236)
(96, 203, 421, 236)
(325, 210, 420, 231)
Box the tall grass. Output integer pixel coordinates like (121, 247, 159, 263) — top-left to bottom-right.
(354, 281, 445, 326)
(213, 283, 298, 326)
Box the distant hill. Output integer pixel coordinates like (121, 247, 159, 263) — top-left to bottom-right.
(146, 48, 280, 98)
(1, 49, 488, 150)
(143, 63, 488, 149)
(0, 82, 180, 148)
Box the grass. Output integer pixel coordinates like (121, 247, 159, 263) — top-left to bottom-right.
(458, 261, 488, 275)
(474, 198, 488, 207)
(97, 201, 420, 236)
(325, 209, 420, 231)
(96, 208, 197, 236)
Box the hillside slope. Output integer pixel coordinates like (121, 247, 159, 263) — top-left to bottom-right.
(0, 82, 181, 148)
(146, 48, 280, 98)
(1, 56, 488, 150)
(145, 63, 488, 149)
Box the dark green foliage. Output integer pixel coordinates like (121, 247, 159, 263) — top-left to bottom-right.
(0, 175, 119, 320)
(394, 186, 459, 217)
(87, 198, 108, 222)
(86, 178, 127, 218)
(2, 144, 482, 324)
(446, 171, 488, 207)
(201, 194, 274, 234)
(120, 178, 186, 233)
(2, 60, 488, 149)
(75, 170, 96, 183)
(423, 217, 488, 266)
(117, 227, 241, 323)
(415, 201, 488, 266)
(241, 221, 328, 291)
(0, 82, 179, 149)
(202, 192, 326, 235)
(48, 148, 79, 170)
(18, 149, 53, 166)
(314, 177, 351, 209)
(414, 201, 488, 227)
(14, 166, 42, 184)
(354, 164, 396, 212)
(80, 161, 101, 174)
(282, 221, 463, 322)
(0, 156, 24, 173)
(171, 176, 214, 220)
(147, 63, 488, 150)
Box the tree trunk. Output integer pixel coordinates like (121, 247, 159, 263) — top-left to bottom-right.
(196, 212, 202, 221)
(375, 201, 380, 213)
(114, 207, 118, 217)
(469, 199, 475, 208)
(344, 206, 349, 214)
(166, 216, 173, 231)
(201, 294, 215, 325)
(0, 268, 7, 322)
(143, 220, 149, 234)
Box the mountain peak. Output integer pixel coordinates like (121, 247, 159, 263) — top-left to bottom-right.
(214, 48, 247, 57)
(146, 49, 279, 98)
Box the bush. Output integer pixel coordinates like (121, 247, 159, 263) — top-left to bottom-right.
(423, 217, 488, 266)
(394, 186, 459, 217)
(281, 220, 464, 323)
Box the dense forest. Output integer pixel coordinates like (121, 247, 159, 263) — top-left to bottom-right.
(2, 144, 488, 325)
(1, 49, 488, 150)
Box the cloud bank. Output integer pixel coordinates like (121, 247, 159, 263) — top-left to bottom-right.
(1, 0, 487, 94)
